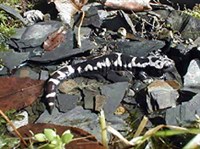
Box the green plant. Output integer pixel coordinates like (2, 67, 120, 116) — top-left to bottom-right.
(184, 4, 200, 19)
(31, 129, 74, 149)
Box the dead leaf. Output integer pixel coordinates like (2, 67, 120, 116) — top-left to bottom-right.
(0, 77, 44, 112)
(103, 0, 152, 12)
(43, 26, 67, 51)
(16, 123, 104, 149)
(48, 0, 88, 26)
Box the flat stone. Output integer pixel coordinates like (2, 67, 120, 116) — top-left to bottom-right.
(165, 93, 200, 126)
(100, 82, 129, 117)
(14, 66, 40, 79)
(29, 39, 95, 63)
(114, 40, 165, 57)
(0, 4, 26, 24)
(147, 80, 179, 113)
(0, 50, 29, 70)
(82, 6, 102, 28)
(36, 106, 101, 141)
(57, 94, 79, 113)
(184, 59, 200, 87)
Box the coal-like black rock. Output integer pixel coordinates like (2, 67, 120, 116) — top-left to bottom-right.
(165, 92, 200, 126)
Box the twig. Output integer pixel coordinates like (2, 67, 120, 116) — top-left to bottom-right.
(0, 110, 28, 146)
(77, 11, 85, 48)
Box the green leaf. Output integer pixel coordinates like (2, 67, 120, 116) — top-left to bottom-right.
(34, 133, 47, 142)
(44, 129, 57, 142)
(61, 130, 74, 144)
(50, 135, 61, 145)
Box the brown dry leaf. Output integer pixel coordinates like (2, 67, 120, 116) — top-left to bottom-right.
(43, 26, 66, 51)
(48, 0, 88, 26)
(16, 123, 105, 149)
(103, 0, 152, 12)
(0, 77, 44, 112)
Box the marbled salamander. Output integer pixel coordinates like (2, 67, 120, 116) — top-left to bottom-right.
(45, 52, 174, 112)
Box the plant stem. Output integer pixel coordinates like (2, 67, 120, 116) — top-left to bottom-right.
(0, 110, 28, 146)
(99, 110, 109, 149)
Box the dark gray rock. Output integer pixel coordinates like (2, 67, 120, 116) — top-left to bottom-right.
(0, 4, 26, 24)
(29, 39, 95, 63)
(147, 80, 179, 113)
(157, 10, 200, 40)
(159, 0, 199, 9)
(0, 67, 8, 75)
(184, 59, 200, 87)
(0, 50, 29, 70)
(10, 28, 26, 40)
(57, 94, 80, 113)
(114, 40, 165, 57)
(165, 93, 200, 126)
(102, 11, 134, 32)
(9, 21, 62, 50)
(82, 6, 102, 28)
(36, 106, 101, 141)
(100, 82, 129, 117)
(83, 88, 99, 110)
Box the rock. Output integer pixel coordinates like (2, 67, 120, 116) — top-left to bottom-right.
(59, 79, 79, 94)
(14, 66, 40, 79)
(106, 70, 130, 82)
(146, 80, 179, 113)
(9, 21, 62, 51)
(114, 40, 165, 57)
(159, 0, 199, 9)
(36, 106, 102, 141)
(184, 59, 200, 87)
(83, 88, 99, 110)
(82, 5, 102, 28)
(158, 10, 200, 40)
(39, 70, 49, 80)
(29, 39, 95, 63)
(165, 93, 200, 126)
(0, 50, 29, 71)
(102, 11, 134, 32)
(0, 67, 8, 75)
(57, 94, 80, 113)
(0, 4, 26, 24)
(7, 111, 28, 132)
(100, 82, 129, 117)
(95, 95, 106, 111)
